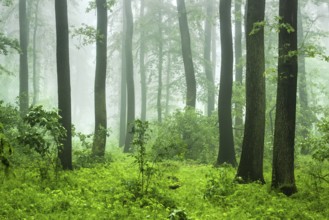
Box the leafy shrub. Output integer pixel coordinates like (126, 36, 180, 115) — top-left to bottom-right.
(152, 109, 218, 163)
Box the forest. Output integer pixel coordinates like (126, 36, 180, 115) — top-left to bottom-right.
(0, 0, 329, 219)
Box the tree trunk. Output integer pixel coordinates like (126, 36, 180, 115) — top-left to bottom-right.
(93, 0, 108, 157)
(19, 0, 29, 116)
(123, 0, 135, 153)
(234, 0, 243, 137)
(271, 0, 298, 196)
(204, 0, 215, 116)
(297, 3, 310, 153)
(55, 0, 72, 170)
(157, 3, 163, 123)
(176, 0, 196, 109)
(32, 0, 40, 105)
(216, 0, 237, 167)
(165, 52, 171, 117)
(236, 0, 266, 183)
(140, 0, 147, 121)
(119, 0, 127, 147)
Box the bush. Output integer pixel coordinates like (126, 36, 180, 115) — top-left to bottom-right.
(152, 109, 218, 163)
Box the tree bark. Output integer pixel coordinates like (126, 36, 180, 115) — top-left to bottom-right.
(93, 0, 108, 157)
(236, 0, 266, 183)
(157, 2, 163, 123)
(271, 0, 298, 196)
(140, 0, 147, 121)
(176, 0, 196, 109)
(204, 0, 215, 116)
(119, 0, 127, 147)
(55, 0, 72, 170)
(216, 0, 237, 167)
(19, 0, 29, 116)
(123, 0, 135, 153)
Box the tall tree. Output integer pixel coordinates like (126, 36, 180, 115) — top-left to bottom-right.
(123, 0, 135, 152)
(157, 0, 163, 123)
(176, 0, 196, 109)
(234, 0, 243, 136)
(140, 0, 147, 121)
(32, 0, 40, 105)
(236, 0, 266, 183)
(271, 0, 298, 196)
(19, 0, 29, 116)
(216, 0, 236, 167)
(119, 0, 127, 147)
(55, 0, 72, 170)
(297, 3, 310, 152)
(203, 0, 215, 116)
(92, 0, 108, 157)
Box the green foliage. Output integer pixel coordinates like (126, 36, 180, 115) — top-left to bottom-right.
(0, 33, 20, 55)
(152, 109, 218, 163)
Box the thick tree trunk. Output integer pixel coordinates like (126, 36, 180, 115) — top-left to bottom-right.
(236, 0, 266, 183)
(19, 0, 29, 116)
(204, 0, 215, 116)
(123, 0, 135, 153)
(176, 0, 196, 109)
(93, 0, 108, 157)
(55, 0, 72, 170)
(216, 0, 237, 167)
(271, 0, 298, 196)
(119, 0, 127, 147)
(140, 0, 147, 121)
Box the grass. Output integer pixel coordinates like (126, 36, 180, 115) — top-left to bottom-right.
(0, 150, 328, 220)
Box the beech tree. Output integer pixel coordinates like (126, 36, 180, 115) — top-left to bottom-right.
(92, 0, 108, 156)
(236, 0, 266, 183)
(216, 0, 236, 167)
(55, 0, 72, 170)
(271, 0, 298, 196)
(123, 0, 135, 152)
(19, 0, 29, 116)
(176, 0, 196, 109)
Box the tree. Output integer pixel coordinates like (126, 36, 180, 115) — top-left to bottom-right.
(176, 0, 196, 109)
(271, 0, 298, 196)
(216, 0, 236, 167)
(123, 0, 135, 153)
(234, 0, 243, 138)
(236, 0, 266, 183)
(19, 0, 29, 116)
(139, 0, 147, 121)
(55, 0, 72, 170)
(92, 0, 108, 157)
(157, 0, 164, 123)
(119, 0, 127, 147)
(31, 0, 40, 105)
(203, 0, 215, 116)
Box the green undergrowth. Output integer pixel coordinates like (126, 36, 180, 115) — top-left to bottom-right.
(0, 152, 328, 220)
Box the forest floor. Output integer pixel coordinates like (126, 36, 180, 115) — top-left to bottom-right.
(0, 149, 328, 220)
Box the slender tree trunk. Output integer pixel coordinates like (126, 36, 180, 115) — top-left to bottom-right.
(216, 0, 237, 167)
(204, 0, 215, 116)
(234, 0, 243, 135)
(119, 0, 127, 147)
(19, 0, 29, 116)
(157, 3, 163, 123)
(140, 0, 147, 121)
(212, 18, 217, 81)
(32, 0, 40, 105)
(297, 3, 309, 153)
(55, 0, 72, 170)
(236, 0, 266, 183)
(165, 52, 171, 117)
(271, 0, 298, 196)
(176, 0, 196, 109)
(93, 0, 108, 157)
(123, 0, 135, 153)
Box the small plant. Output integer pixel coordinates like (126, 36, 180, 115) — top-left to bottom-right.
(132, 119, 155, 195)
(169, 209, 188, 220)
(0, 123, 12, 178)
